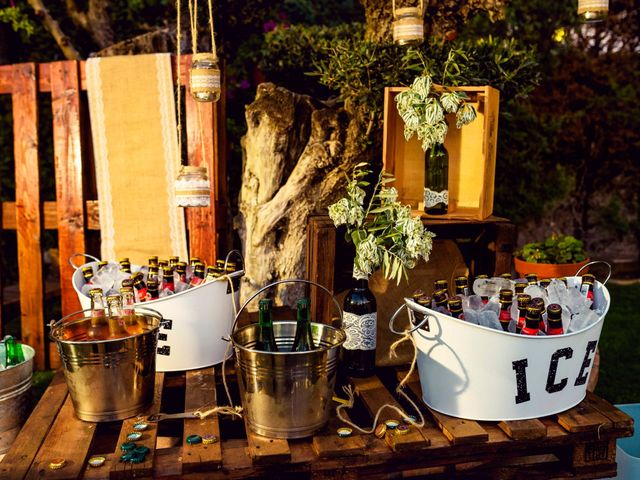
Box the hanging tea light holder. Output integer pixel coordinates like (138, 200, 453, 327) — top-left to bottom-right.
(175, 165, 211, 207)
(392, 0, 425, 46)
(189, 52, 221, 102)
(577, 0, 609, 23)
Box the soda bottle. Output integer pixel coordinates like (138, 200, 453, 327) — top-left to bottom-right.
(147, 280, 160, 300)
(189, 257, 201, 267)
(432, 289, 448, 311)
(4, 336, 25, 367)
(106, 295, 130, 339)
(514, 282, 527, 295)
(161, 266, 174, 292)
(119, 258, 131, 274)
(499, 273, 513, 280)
(176, 262, 188, 284)
(530, 297, 546, 332)
(169, 256, 180, 268)
(515, 294, 531, 334)
(189, 263, 205, 287)
(448, 296, 464, 320)
(292, 297, 316, 352)
(580, 273, 596, 306)
(521, 306, 541, 336)
(433, 279, 448, 297)
(498, 289, 514, 331)
(82, 266, 94, 284)
(525, 273, 538, 286)
(120, 287, 144, 335)
(148, 256, 159, 267)
(342, 278, 376, 378)
(546, 303, 564, 335)
(87, 288, 110, 340)
(454, 276, 468, 296)
(255, 298, 278, 352)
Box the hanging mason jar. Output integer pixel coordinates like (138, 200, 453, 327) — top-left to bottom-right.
(189, 53, 221, 103)
(577, 0, 609, 23)
(423, 143, 448, 215)
(175, 165, 211, 207)
(392, 1, 424, 46)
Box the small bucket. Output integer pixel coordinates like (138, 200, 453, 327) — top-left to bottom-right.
(231, 279, 345, 439)
(389, 263, 612, 421)
(49, 307, 161, 422)
(612, 404, 640, 480)
(0, 344, 35, 454)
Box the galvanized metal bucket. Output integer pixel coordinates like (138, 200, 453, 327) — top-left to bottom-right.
(231, 279, 345, 439)
(49, 307, 161, 422)
(0, 344, 35, 454)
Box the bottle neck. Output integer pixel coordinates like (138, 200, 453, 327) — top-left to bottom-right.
(259, 309, 273, 327)
(352, 277, 369, 290)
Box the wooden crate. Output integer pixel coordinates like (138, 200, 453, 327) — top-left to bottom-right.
(383, 85, 500, 220)
(1, 366, 633, 479)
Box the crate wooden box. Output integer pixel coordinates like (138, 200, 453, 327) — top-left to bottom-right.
(383, 85, 500, 220)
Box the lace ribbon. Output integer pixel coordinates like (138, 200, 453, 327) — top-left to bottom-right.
(424, 188, 448, 208)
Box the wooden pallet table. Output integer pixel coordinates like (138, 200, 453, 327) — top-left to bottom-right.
(0, 367, 633, 479)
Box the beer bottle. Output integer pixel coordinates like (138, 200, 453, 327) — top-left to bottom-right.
(580, 273, 596, 305)
(106, 295, 129, 339)
(148, 256, 159, 267)
(120, 287, 144, 335)
(82, 266, 94, 284)
(475, 274, 489, 304)
(521, 306, 541, 336)
(498, 289, 514, 331)
(411, 289, 425, 302)
(147, 280, 160, 300)
(190, 263, 205, 287)
(558, 277, 568, 286)
(515, 294, 531, 334)
(205, 265, 221, 282)
(433, 289, 448, 311)
(4, 336, 25, 367)
(96, 261, 108, 273)
(525, 273, 538, 286)
(226, 261, 238, 273)
(546, 303, 564, 335)
(292, 297, 316, 352)
(343, 278, 377, 378)
(448, 296, 464, 320)
(417, 295, 432, 309)
(176, 262, 188, 283)
(88, 288, 109, 340)
(215, 259, 226, 270)
(158, 259, 169, 268)
(255, 298, 278, 352)
(500, 273, 513, 280)
(515, 282, 527, 295)
(147, 265, 159, 283)
(161, 266, 174, 292)
(539, 278, 551, 290)
(133, 277, 148, 302)
(189, 257, 201, 267)
(119, 258, 131, 274)
(121, 278, 134, 289)
(169, 256, 180, 268)
(434, 279, 448, 297)
(530, 297, 546, 332)
(454, 276, 468, 296)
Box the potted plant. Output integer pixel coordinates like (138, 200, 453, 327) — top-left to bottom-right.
(514, 233, 589, 279)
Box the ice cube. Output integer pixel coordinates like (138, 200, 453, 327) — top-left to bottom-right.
(567, 309, 600, 333)
(472, 278, 506, 298)
(546, 279, 567, 305)
(561, 306, 571, 333)
(175, 280, 189, 293)
(160, 288, 174, 298)
(524, 284, 546, 301)
(477, 310, 502, 331)
(481, 297, 500, 315)
(463, 309, 480, 325)
(467, 295, 484, 311)
(81, 284, 95, 297)
(563, 287, 592, 315)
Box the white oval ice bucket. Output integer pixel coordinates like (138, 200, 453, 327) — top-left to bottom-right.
(72, 261, 241, 372)
(396, 276, 610, 421)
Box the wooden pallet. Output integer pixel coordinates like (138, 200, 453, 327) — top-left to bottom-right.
(0, 367, 633, 479)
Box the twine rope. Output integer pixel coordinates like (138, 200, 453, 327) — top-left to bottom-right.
(336, 331, 425, 434)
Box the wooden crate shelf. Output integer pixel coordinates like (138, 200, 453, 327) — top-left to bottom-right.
(0, 366, 633, 479)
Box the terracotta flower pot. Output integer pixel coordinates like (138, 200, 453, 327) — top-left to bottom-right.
(513, 257, 590, 279)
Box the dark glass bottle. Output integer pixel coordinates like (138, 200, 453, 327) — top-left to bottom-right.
(433, 279, 449, 297)
(525, 273, 538, 286)
(292, 297, 315, 352)
(147, 280, 160, 300)
(539, 278, 551, 290)
(82, 266, 94, 284)
(499, 273, 513, 280)
(433, 289, 448, 311)
(530, 297, 546, 332)
(546, 303, 564, 335)
(580, 273, 596, 306)
(474, 274, 489, 304)
(498, 289, 513, 332)
(448, 296, 464, 320)
(516, 294, 531, 334)
(256, 298, 278, 352)
(514, 282, 527, 295)
(423, 143, 449, 215)
(454, 276, 468, 296)
(521, 306, 541, 336)
(343, 278, 377, 378)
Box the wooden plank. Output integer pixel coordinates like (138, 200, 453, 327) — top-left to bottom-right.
(312, 405, 366, 459)
(306, 216, 337, 325)
(109, 373, 165, 480)
(0, 371, 68, 480)
(351, 375, 430, 452)
(584, 392, 635, 430)
(184, 55, 217, 265)
(24, 396, 96, 480)
(182, 368, 223, 473)
(556, 399, 613, 434)
(50, 60, 86, 318)
(497, 419, 547, 441)
(244, 417, 291, 464)
(12, 63, 45, 370)
(571, 439, 617, 467)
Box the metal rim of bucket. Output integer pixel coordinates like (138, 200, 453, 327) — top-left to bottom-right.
(230, 279, 345, 355)
(49, 307, 165, 345)
(390, 274, 611, 340)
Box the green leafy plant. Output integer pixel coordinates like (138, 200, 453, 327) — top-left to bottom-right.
(328, 164, 435, 284)
(516, 234, 587, 264)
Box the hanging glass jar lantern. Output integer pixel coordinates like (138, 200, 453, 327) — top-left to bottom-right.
(175, 165, 211, 207)
(577, 0, 609, 23)
(189, 53, 221, 103)
(392, 0, 424, 46)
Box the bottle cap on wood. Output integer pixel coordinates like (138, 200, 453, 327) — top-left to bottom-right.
(88, 456, 106, 468)
(186, 434, 203, 445)
(49, 458, 66, 470)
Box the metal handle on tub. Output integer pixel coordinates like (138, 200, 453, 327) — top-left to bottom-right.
(388, 302, 432, 335)
(68, 253, 101, 270)
(230, 279, 343, 334)
(224, 249, 245, 273)
(575, 260, 612, 285)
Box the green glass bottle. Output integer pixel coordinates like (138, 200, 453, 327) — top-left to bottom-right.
(292, 297, 315, 352)
(4, 335, 25, 367)
(255, 298, 278, 352)
(424, 143, 449, 215)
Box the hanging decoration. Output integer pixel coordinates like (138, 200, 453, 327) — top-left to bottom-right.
(577, 0, 609, 23)
(392, 0, 425, 46)
(175, 165, 212, 207)
(188, 0, 221, 102)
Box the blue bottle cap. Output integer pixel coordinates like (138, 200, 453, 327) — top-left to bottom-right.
(120, 442, 136, 451)
(186, 434, 202, 445)
(127, 432, 142, 441)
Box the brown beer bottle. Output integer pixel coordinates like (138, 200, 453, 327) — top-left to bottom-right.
(189, 257, 201, 267)
(498, 289, 513, 332)
(176, 262, 188, 283)
(475, 274, 489, 303)
(87, 288, 109, 340)
(515, 282, 527, 294)
(106, 295, 130, 339)
(133, 277, 148, 302)
(454, 276, 469, 296)
(515, 294, 531, 334)
(119, 258, 131, 273)
(525, 273, 538, 286)
(448, 296, 464, 320)
(500, 273, 513, 280)
(580, 273, 596, 306)
(169, 256, 180, 268)
(147, 280, 160, 300)
(433, 289, 448, 311)
(546, 303, 564, 335)
(434, 279, 448, 297)
(521, 306, 541, 336)
(539, 278, 551, 290)
(82, 266, 95, 284)
(190, 263, 205, 287)
(161, 266, 175, 292)
(148, 256, 159, 267)
(530, 297, 546, 332)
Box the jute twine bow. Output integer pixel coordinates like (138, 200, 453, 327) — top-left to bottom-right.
(336, 328, 425, 434)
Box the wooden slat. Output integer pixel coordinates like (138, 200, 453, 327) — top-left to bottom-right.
(184, 55, 218, 265)
(182, 368, 223, 473)
(25, 396, 96, 480)
(497, 419, 547, 441)
(312, 406, 366, 459)
(0, 371, 68, 480)
(351, 375, 430, 452)
(244, 418, 291, 464)
(50, 60, 86, 318)
(306, 216, 337, 325)
(110, 373, 165, 480)
(584, 392, 635, 429)
(12, 63, 45, 370)
(556, 399, 613, 434)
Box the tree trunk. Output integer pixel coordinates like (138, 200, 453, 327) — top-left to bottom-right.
(237, 84, 370, 307)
